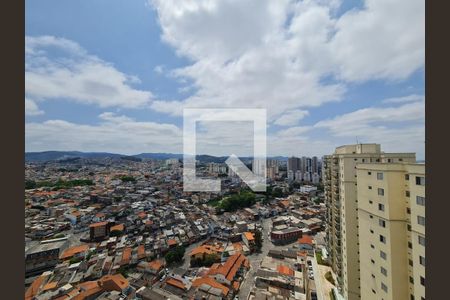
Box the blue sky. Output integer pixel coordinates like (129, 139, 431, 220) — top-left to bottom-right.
(25, 0, 425, 159)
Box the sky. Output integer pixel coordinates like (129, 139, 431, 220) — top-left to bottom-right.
(25, 0, 425, 159)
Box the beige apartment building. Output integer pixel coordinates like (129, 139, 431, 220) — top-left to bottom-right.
(357, 163, 425, 300)
(323, 144, 416, 300)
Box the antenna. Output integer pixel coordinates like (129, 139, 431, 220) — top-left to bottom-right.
(356, 136, 359, 145)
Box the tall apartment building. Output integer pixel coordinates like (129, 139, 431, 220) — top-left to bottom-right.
(252, 158, 266, 177)
(312, 156, 319, 174)
(288, 157, 300, 173)
(356, 163, 425, 300)
(323, 144, 416, 300)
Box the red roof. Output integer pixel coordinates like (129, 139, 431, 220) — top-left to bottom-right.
(243, 232, 254, 241)
(193, 277, 229, 296)
(277, 264, 294, 276)
(166, 278, 186, 290)
(89, 221, 108, 228)
(298, 235, 313, 245)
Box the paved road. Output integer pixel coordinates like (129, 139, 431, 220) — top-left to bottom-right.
(238, 218, 274, 299)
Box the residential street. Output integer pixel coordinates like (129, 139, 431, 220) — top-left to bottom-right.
(238, 218, 272, 299)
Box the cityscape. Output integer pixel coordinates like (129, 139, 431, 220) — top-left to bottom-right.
(24, 144, 425, 300)
(25, 1, 425, 300)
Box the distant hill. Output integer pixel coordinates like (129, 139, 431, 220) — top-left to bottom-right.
(134, 153, 183, 160)
(25, 151, 123, 162)
(25, 151, 289, 163)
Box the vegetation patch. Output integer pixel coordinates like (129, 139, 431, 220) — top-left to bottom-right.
(217, 191, 256, 212)
(25, 179, 94, 190)
(165, 246, 185, 265)
(325, 271, 336, 285)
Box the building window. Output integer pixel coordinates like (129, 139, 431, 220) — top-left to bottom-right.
(406, 207, 411, 214)
(378, 203, 385, 211)
(370, 229, 374, 234)
(371, 259, 375, 264)
(381, 267, 387, 276)
(418, 235, 425, 246)
(370, 215, 373, 219)
(418, 216, 425, 226)
(420, 276, 425, 286)
(368, 171, 372, 175)
(399, 158, 403, 161)
(407, 224, 412, 231)
(409, 259, 414, 266)
(405, 190, 410, 197)
(419, 256, 425, 266)
(381, 282, 388, 292)
(416, 196, 425, 206)
(410, 276, 414, 284)
(380, 250, 387, 260)
(378, 188, 384, 196)
(379, 219, 386, 227)
(380, 235, 386, 244)
(388, 158, 392, 162)
(369, 200, 373, 204)
(368, 186, 372, 190)
(377, 172, 383, 180)
(370, 244, 375, 249)
(416, 176, 425, 186)
(405, 174, 410, 180)
(408, 241, 413, 249)
(410, 295, 415, 300)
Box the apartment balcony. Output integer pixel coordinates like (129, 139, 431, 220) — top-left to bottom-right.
(334, 219, 341, 228)
(333, 202, 341, 210)
(334, 231, 341, 241)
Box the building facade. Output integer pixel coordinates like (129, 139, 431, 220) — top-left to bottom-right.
(288, 157, 301, 173)
(323, 144, 416, 300)
(357, 163, 425, 300)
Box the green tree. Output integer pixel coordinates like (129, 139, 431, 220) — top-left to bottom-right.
(109, 230, 122, 237)
(165, 246, 185, 265)
(25, 180, 37, 189)
(69, 257, 82, 264)
(272, 187, 283, 198)
(119, 176, 136, 183)
(254, 230, 263, 252)
(219, 191, 256, 212)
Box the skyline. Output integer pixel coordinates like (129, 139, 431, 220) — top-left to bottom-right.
(25, 0, 425, 159)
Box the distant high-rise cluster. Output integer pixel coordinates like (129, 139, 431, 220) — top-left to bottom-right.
(287, 156, 321, 184)
(323, 144, 425, 300)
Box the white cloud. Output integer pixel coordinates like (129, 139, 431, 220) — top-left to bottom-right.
(331, 0, 424, 81)
(149, 0, 424, 118)
(26, 36, 153, 108)
(154, 65, 165, 74)
(26, 113, 182, 155)
(25, 98, 44, 116)
(382, 94, 424, 104)
(274, 110, 309, 126)
(276, 126, 313, 137)
(315, 100, 424, 133)
(314, 99, 425, 158)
